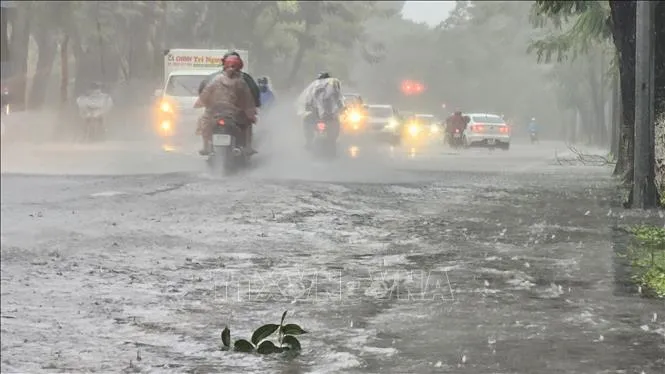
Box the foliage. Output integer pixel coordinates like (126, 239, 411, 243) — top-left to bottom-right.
(527, 0, 619, 147)
(528, 1, 611, 64)
(353, 0, 564, 133)
(8, 0, 391, 106)
(629, 226, 665, 298)
(220, 311, 308, 355)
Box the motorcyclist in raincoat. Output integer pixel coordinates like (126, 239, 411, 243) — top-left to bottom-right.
(194, 55, 257, 155)
(257, 77, 275, 110)
(76, 82, 113, 139)
(76, 82, 113, 114)
(296, 72, 345, 149)
(197, 51, 261, 154)
(445, 110, 468, 134)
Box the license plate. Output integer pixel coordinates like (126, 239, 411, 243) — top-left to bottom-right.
(212, 134, 231, 146)
(487, 139, 496, 145)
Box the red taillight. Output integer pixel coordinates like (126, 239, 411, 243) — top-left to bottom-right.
(317, 122, 326, 131)
(472, 125, 485, 132)
(455, 128, 460, 133)
(217, 119, 225, 126)
(499, 125, 510, 134)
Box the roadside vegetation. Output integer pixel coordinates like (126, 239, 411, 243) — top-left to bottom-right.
(629, 225, 665, 298)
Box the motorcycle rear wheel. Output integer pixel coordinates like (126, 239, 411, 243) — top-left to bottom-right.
(210, 146, 234, 176)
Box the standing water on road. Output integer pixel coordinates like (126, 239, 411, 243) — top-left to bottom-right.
(2, 1, 664, 371)
(1, 138, 663, 373)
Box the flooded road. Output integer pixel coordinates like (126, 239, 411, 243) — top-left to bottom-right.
(1, 137, 664, 373)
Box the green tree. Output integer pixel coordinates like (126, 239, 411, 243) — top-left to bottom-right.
(531, 0, 664, 207)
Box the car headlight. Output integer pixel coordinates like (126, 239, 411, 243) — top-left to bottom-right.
(160, 101, 173, 113)
(387, 118, 399, 128)
(160, 120, 171, 131)
(430, 125, 439, 133)
(349, 112, 362, 122)
(408, 124, 420, 136)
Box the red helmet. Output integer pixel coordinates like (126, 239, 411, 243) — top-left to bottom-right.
(223, 55, 243, 70)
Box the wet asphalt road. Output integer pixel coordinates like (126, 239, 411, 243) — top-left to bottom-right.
(1, 135, 664, 374)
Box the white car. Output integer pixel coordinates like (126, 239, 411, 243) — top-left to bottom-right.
(365, 104, 402, 144)
(462, 113, 511, 150)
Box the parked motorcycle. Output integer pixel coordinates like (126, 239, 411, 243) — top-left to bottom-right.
(207, 114, 253, 175)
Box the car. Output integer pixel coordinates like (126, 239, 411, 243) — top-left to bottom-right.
(340, 93, 367, 134)
(365, 104, 402, 145)
(342, 93, 364, 107)
(400, 113, 441, 145)
(462, 112, 511, 150)
(413, 113, 444, 138)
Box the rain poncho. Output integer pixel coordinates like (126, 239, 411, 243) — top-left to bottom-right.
(200, 71, 261, 108)
(195, 73, 256, 137)
(76, 90, 113, 119)
(296, 78, 344, 119)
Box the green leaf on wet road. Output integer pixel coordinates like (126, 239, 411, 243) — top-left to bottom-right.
(233, 339, 255, 352)
(282, 335, 301, 351)
(221, 326, 231, 348)
(251, 324, 280, 345)
(281, 323, 307, 335)
(256, 340, 284, 354)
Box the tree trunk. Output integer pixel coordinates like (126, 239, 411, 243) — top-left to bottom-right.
(611, 72, 621, 157)
(653, 2, 665, 203)
(60, 35, 69, 107)
(632, 0, 658, 208)
(70, 27, 98, 98)
(27, 30, 58, 110)
(597, 51, 608, 147)
(7, 2, 32, 111)
(96, 15, 106, 82)
(610, 1, 637, 185)
(286, 24, 313, 88)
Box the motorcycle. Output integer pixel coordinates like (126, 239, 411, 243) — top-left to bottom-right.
(207, 114, 253, 175)
(79, 104, 107, 142)
(77, 94, 111, 142)
(446, 128, 464, 149)
(530, 131, 538, 143)
(310, 118, 338, 159)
